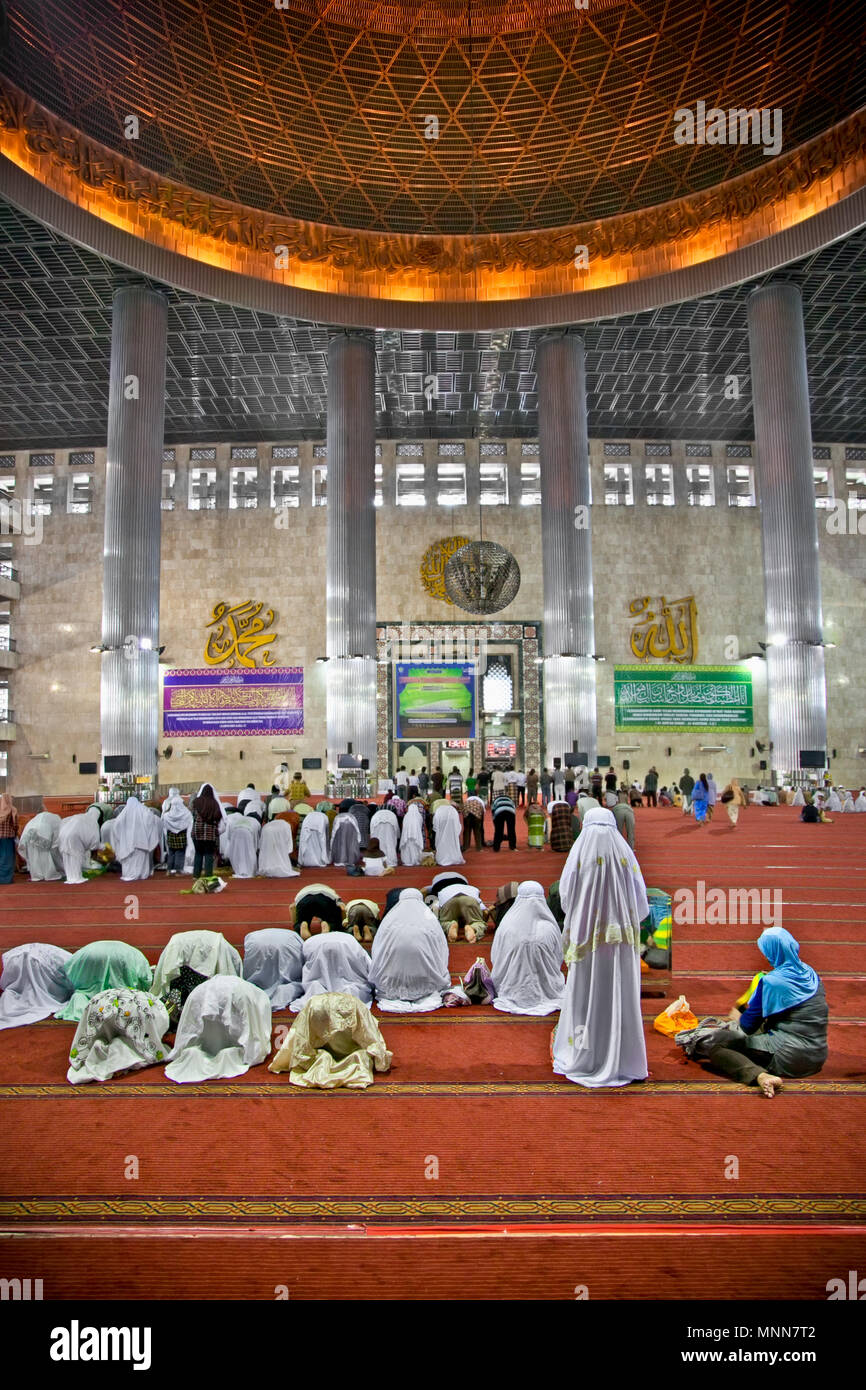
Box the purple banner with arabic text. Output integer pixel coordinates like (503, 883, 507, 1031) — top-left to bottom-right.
(163, 668, 303, 737)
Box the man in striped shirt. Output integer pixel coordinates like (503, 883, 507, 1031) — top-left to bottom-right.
(491, 792, 517, 852)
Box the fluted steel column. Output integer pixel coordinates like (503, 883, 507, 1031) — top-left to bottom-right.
(748, 282, 827, 779)
(537, 332, 597, 767)
(101, 287, 167, 779)
(326, 330, 377, 771)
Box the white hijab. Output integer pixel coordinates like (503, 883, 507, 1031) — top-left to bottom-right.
(297, 810, 330, 867)
(165, 976, 272, 1083)
(791, 787, 806, 806)
(559, 807, 649, 960)
(842, 792, 856, 812)
(290, 933, 373, 1013)
(151, 930, 242, 998)
(58, 805, 102, 852)
(162, 788, 193, 834)
(399, 801, 425, 866)
(243, 928, 303, 1010)
(0, 943, 73, 1029)
(108, 796, 161, 861)
(825, 789, 842, 812)
(432, 802, 464, 866)
(257, 818, 299, 877)
(370, 887, 451, 1010)
(490, 881, 564, 1016)
(855, 791, 866, 811)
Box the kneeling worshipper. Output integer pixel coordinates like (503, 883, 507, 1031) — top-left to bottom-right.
(791, 786, 806, 807)
(151, 930, 242, 1023)
(491, 881, 565, 1016)
(241, 791, 266, 825)
(257, 817, 299, 877)
(164, 975, 272, 1083)
(825, 787, 842, 812)
(370, 805, 400, 866)
(360, 837, 391, 875)
(682, 927, 828, 1099)
(242, 928, 304, 1011)
(292, 883, 345, 939)
(108, 796, 161, 881)
(344, 898, 381, 942)
(270, 992, 392, 1089)
(290, 930, 373, 1013)
(399, 798, 426, 866)
(370, 887, 452, 1013)
(297, 808, 330, 868)
(55, 941, 153, 1024)
(436, 879, 490, 944)
(223, 809, 261, 877)
(67, 988, 170, 1084)
(432, 800, 464, 866)
(58, 805, 102, 884)
(330, 802, 363, 868)
(856, 789, 866, 811)
(842, 790, 856, 813)
(161, 788, 193, 874)
(18, 808, 64, 881)
(552, 806, 650, 1088)
(0, 943, 72, 1028)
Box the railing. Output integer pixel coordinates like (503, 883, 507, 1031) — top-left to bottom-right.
(0, 563, 19, 582)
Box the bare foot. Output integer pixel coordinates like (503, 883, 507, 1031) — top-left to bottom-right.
(756, 1072, 783, 1098)
(299, 920, 311, 940)
(321, 922, 331, 933)
(447, 923, 458, 944)
(465, 925, 477, 944)
(351, 926, 362, 942)
(363, 925, 374, 943)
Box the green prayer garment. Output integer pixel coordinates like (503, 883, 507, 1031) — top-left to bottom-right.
(526, 806, 546, 847)
(54, 941, 153, 1023)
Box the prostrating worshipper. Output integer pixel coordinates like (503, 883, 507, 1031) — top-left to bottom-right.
(462, 793, 487, 851)
(370, 805, 400, 866)
(826, 787, 843, 812)
(291, 883, 345, 939)
(612, 799, 635, 849)
(257, 818, 299, 877)
(297, 808, 330, 868)
(685, 927, 828, 1099)
(58, 805, 102, 884)
(399, 799, 426, 866)
(370, 887, 452, 1013)
(151, 930, 242, 1016)
(421, 870, 468, 911)
(491, 791, 517, 852)
(0, 793, 18, 883)
(67, 987, 170, 1084)
(164, 976, 272, 1083)
(270, 992, 392, 1089)
(55, 940, 153, 1024)
(547, 798, 574, 853)
(721, 778, 748, 827)
(223, 811, 260, 878)
(856, 789, 866, 811)
(100, 796, 159, 882)
(242, 928, 303, 1010)
(491, 880, 519, 928)
(237, 783, 257, 812)
(692, 773, 710, 825)
(524, 799, 547, 850)
(575, 791, 598, 826)
(330, 802, 362, 869)
(552, 806, 649, 1088)
(344, 898, 381, 942)
(18, 807, 63, 881)
(161, 787, 193, 874)
(190, 783, 225, 878)
(432, 800, 465, 866)
(361, 837, 389, 876)
(436, 879, 490, 944)
(289, 772, 310, 804)
(290, 930, 373, 1013)
(491, 881, 565, 1016)
(0, 943, 73, 1028)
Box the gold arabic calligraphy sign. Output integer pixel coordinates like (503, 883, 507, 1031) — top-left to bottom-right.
(204, 600, 278, 669)
(629, 595, 698, 665)
(421, 536, 472, 605)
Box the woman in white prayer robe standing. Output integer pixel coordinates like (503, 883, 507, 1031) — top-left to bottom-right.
(108, 796, 160, 882)
(58, 805, 102, 884)
(371, 887, 451, 1013)
(856, 789, 866, 811)
(432, 801, 464, 866)
(257, 818, 299, 877)
(399, 800, 425, 866)
(552, 805, 649, 1088)
(297, 809, 330, 868)
(842, 791, 856, 813)
(18, 809, 64, 881)
(491, 881, 565, 1016)
(224, 812, 260, 878)
(290, 930, 373, 1012)
(369, 806, 400, 866)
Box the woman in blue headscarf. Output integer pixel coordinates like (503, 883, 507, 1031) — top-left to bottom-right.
(699, 927, 828, 1097)
(691, 773, 710, 825)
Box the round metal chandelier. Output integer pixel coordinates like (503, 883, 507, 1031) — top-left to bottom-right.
(443, 540, 521, 614)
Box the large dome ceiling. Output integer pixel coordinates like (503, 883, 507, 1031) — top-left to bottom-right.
(2, 0, 864, 235)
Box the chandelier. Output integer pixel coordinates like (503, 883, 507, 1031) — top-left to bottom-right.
(444, 540, 521, 614)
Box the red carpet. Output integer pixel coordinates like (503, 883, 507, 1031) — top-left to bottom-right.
(1, 805, 864, 1299)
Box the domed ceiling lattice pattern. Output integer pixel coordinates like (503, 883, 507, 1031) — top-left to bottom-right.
(2, 0, 864, 236)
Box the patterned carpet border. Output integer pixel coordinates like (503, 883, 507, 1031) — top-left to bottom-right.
(1, 1080, 864, 1098)
(1, 1194, 864, 1225)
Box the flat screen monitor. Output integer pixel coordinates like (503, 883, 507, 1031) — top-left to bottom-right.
(564, 754, 586, 768)
(103, 755, 131, 773)
(302, 757, 322, 770)
(596, 755, 611, 768)
(79, 761, 98, 775)
(798, 749, 826, 769)
(485, 738, 517, 760)
(337, 753, 360, 769)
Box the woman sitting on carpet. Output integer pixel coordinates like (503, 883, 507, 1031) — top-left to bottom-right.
(491, 881, 564, 1016)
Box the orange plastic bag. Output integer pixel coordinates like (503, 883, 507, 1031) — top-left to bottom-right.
(653, 994, 699, 1037)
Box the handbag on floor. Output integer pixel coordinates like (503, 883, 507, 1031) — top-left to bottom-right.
(462, 957, 495, 1004)
(674, 1017, 731, 1059)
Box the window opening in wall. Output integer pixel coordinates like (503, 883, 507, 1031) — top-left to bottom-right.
(230, 466, 258, 509)
(31, 475, 54, 515)
(604, 463, 633, 505)
(520, 460, 541, 505)
(396, 461, 426, 506)
(0, 544, 15, 584)
(67, 473, 93, 514)
(685, 464, 715, 506)
(645, 463, 674, 506)
(726, 464, 756, 507)
(813, 466, 834, 510)
(271, 465, 299, 509)
(845, 467, 866, 512)
(375, 461, 383, 507)
(480, 460, 508, 505)
(312, 464, 327, 507)
(483, 657, 513, 714)
(437, 461, 466, 506)
(189, 467, 216, 510)
(161, 469, 176, 510)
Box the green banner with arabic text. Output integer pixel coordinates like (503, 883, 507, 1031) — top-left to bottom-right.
(614, 665, 753, 731)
